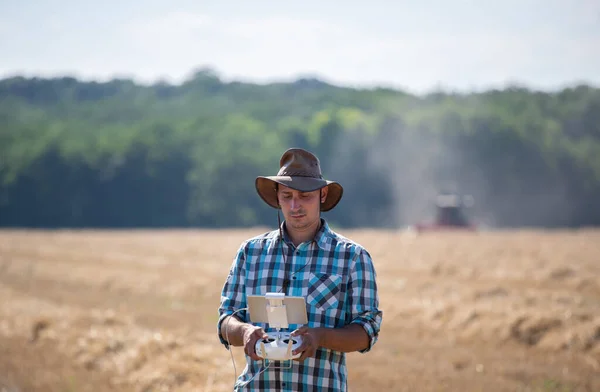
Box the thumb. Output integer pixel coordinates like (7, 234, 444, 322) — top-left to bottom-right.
(291, 326, 308, 336)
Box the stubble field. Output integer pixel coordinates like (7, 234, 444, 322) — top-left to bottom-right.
(0, 228, 599, 392)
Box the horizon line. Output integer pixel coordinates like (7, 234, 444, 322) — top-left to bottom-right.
(1, 67, 598, 96)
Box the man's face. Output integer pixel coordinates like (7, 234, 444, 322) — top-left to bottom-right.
(277, 185, 328, 231)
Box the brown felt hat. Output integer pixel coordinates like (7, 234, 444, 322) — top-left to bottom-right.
(255, 148, 343, 212)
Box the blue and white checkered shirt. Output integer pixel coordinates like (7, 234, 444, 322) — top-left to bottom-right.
(217, 219, 383, 391)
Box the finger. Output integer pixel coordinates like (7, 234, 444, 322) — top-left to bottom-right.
(292, 337, 309, 356)
(243, 334, 260, 361)
(248, 338, 264, 361)
(301, 344, 318, 361)
(295, 348, 311, 362)
(253, 331, 268, 341)
(294, 349, 307, 362)
(250, 330, 269, 360)
(248, 347, 262, 361)
(291, 326, 308, 336)
(291, 326, 305, 336)
(296, 336, 318, 360)
(249, 351, 262, 361)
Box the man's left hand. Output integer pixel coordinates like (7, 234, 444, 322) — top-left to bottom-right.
(290, 326, 323, 361)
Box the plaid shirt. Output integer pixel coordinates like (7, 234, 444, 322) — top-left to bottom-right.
(217, 219, 382, 391)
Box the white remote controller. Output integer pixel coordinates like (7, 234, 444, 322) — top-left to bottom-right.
(255, 332, 303, 361)
(247, 293, 308, 362)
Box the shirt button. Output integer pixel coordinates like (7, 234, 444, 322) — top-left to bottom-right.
(292, 276, 297, 280)
(282, 383, 287, 387)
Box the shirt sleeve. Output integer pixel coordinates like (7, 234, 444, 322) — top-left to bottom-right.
(348, 248, 383, 353)
(217, 242, 249, 350)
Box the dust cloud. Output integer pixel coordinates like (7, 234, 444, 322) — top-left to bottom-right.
(326, 103, 575, 229)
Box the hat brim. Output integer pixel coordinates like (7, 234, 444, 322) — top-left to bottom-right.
(255, 176, 343, 212)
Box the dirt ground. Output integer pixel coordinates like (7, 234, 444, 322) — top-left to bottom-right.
(0, 228, 599, 392)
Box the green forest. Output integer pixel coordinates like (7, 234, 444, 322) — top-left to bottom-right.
(1, 67, 599, 229)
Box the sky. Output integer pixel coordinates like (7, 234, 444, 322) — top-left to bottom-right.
(1, 0, 599, 94)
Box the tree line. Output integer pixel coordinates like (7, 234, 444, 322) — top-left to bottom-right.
(1, 68, 599, 229)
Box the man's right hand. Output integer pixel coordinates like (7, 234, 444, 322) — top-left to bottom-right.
(242, 324, 269, 361)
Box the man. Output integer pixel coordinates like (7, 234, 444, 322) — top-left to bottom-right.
(217, 148, 382, 391)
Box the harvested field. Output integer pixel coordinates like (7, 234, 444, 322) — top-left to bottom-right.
(1, 228, 599, 391)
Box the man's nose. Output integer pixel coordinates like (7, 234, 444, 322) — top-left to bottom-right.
(290, 197, 301, 210)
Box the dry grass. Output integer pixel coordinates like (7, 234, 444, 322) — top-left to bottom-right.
(1, 228, 599, 391)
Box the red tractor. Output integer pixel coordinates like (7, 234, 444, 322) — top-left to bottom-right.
(414, 193, 477, 233)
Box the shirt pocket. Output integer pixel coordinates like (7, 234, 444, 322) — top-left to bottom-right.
(307, 272, 343, 311)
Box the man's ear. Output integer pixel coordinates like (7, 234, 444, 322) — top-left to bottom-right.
(320, 187, 328, 204)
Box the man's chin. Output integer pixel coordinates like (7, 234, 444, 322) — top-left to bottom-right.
(289, 221, 307, 229)
(288, 218, 319, 231)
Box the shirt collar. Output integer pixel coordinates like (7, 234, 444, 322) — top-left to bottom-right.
(279, 218, 330, 251)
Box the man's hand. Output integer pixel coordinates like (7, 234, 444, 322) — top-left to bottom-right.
(221, 315, 268, 361)
(242, 324, 269, 361)
(291, 323, 370, 358)
(291, 326, 324, 361)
